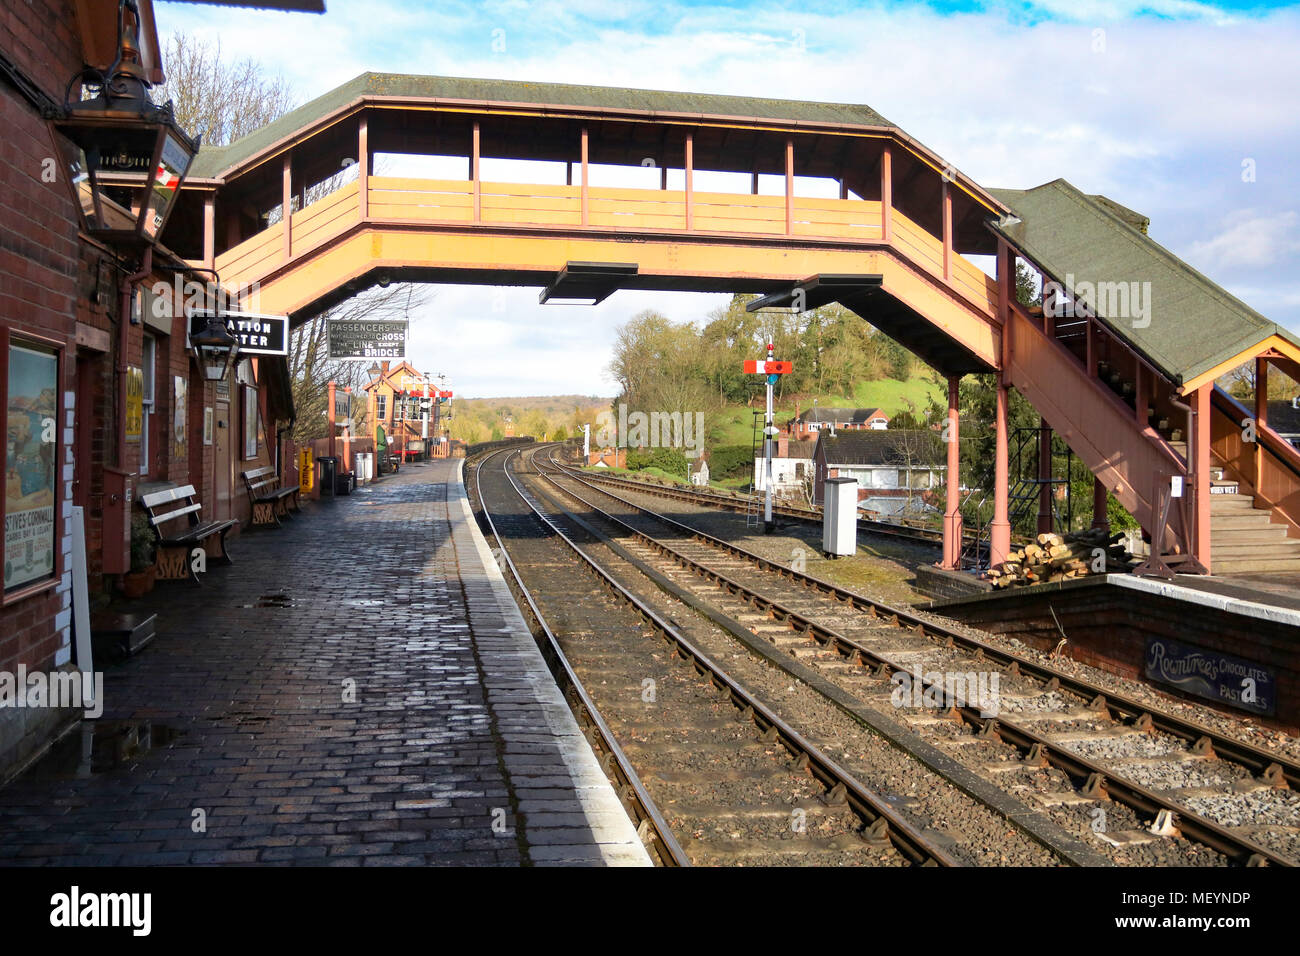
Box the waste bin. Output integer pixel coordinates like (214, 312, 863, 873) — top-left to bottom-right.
(336, 470, 355, 495)
(318, 456, 338, 497)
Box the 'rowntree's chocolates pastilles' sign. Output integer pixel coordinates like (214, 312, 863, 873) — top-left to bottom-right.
(327, 320, 408, 360)
(1144, 635, 1275, 716)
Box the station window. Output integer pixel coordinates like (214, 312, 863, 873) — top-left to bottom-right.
(376, 394, 387, 421)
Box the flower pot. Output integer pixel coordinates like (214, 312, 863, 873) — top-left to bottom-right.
(121, 566, 156, 599)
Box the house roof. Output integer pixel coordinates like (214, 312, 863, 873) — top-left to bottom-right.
(188, 72, 898, 180)
(816, 430, 943, 467)
(796, 407, 887, 425)
(986, 178, 1300, 387)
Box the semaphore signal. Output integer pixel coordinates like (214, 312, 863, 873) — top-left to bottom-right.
(745, 342, 791, 534)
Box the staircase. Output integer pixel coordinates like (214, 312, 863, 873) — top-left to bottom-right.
(1209, 474, 1300, 573)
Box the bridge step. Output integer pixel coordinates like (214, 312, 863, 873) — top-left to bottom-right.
(1213, 555, 1300, 573)
(1211, 525, 1289, 543)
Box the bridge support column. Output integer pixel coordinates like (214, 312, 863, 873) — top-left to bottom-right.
(941, 375, 962, 570)
(990, 383, 1012, 567)
(1037, 418, 1053, 535)
(1255, 357, 1269, 493)
(1193, 384, 1212, 571)
(1091, 476, 1109, 532)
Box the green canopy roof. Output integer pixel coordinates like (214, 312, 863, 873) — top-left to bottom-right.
(987, 179, 1296, 385)
(189, 72, 896, 179)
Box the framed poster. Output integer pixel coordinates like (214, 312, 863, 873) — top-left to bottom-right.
(172, 376, 187, 461)
(203, 406, 213, 446)
(242, 385, 258, 460)
(5, 342, 58, 592)
(124, 366, 143, 442)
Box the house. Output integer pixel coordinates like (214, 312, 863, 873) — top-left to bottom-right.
(689, 457, 710, 487)
(752, 436, 817, 498)
(791, 406, 889, 439)
(589, 447, 626, 468)
(812, 430, 946, 517)
(1266, 399, 1300, 449)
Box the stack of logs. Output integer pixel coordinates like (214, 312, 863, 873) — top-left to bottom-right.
(988, 528, 1132, 588)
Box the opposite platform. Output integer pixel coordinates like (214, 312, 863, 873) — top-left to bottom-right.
(0, 459, 650, 867)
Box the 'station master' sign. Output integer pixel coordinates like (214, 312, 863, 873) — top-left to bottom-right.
(328, 320, 408, 360)
(188, 310, 288, 356)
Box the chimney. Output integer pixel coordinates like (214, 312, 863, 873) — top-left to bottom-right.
(777, 435, 788, 458)
(381, 361, 391, 375)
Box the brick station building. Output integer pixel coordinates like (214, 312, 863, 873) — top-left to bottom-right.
(1, 1, 322, 780)
(363, 361, 451, 461)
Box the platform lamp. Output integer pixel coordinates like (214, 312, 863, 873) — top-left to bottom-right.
(46, 0, 200, 246)
(192, 315, 240, 383)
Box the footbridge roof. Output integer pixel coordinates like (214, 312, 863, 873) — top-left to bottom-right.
(988, 179, 1300, 389)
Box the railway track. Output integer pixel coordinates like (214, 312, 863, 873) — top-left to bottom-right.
(536, 444, 1299, 866)
(469, 446, 961, 867)
(567, 455, 971, 552)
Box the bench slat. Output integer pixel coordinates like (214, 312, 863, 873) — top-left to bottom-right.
(148, 502, 201, 526)
(140, 484, 199, 509)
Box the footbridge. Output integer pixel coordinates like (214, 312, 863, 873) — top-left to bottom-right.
(159, 73, 1300, 576)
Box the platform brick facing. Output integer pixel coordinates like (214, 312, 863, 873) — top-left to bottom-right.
(939, 583, 1300, 733)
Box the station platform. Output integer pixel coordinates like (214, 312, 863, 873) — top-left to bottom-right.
(0, 460, 650, 867)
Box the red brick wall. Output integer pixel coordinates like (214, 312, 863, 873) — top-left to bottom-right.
(1, 1, 83, 678)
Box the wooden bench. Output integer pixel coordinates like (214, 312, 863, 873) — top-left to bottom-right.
(241, 465, 301, 526)
(139, 485, 238, 585)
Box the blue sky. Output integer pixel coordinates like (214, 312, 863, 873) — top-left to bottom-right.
(156, 0, 1300, 396)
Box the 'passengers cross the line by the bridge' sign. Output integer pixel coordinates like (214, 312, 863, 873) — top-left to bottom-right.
(328, 319, 408, 361)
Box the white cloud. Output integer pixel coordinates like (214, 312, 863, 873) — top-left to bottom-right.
(1187, 211, 1300, 271)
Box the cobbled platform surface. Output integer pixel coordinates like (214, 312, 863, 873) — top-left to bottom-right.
(0, 460, 649, 867)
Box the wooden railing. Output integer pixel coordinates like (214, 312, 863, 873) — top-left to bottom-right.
(215, 174, 997, 314)
(1210, 387, 1300, 537)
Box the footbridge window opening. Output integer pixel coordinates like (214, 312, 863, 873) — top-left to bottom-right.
(587, 161, 665, 190)
(479, 157, 570, 186)
(373, 153, 471, 180)
(300, 159, 360, 207)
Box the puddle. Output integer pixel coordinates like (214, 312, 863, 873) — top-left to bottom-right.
(240, 593, 295, 608)
(24, 720, 184, 779)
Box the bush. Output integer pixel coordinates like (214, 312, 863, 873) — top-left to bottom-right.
(626, 447, 688, 480)
(707, 444, 755, 481)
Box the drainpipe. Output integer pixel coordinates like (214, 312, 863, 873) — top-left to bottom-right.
(116, 247, 152, 467)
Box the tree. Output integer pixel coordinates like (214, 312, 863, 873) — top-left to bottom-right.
(154, 33, 297, 148)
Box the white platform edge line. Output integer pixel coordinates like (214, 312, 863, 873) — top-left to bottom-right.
(1108, 574, 1300, 628)
(453, 457, 652, 866)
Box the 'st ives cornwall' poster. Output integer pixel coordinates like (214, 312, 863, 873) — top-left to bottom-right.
(5, 344, 57, 591)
